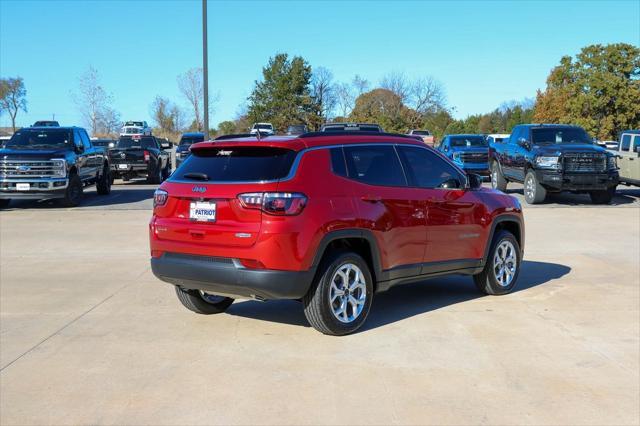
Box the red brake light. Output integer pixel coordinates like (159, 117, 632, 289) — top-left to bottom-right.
(238, 192, 307, 215)
(153, 189, 168, 207)
(144, 150, 150, 162)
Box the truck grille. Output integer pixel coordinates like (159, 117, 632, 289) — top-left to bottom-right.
(459, 152, 488, 163)
(0, 159, 64, 178)
(563, 153, 606, 173)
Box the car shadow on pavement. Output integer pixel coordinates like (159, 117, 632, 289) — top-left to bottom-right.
(1, 187, 156, 210)
(505, 186, 639, 206)
(226, 260, 571, 332)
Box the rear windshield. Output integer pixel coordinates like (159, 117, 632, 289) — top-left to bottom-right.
(124, 121, 143, 127)
(179, 136, 204, 146)
(176, 147, 296, 182)
(532, 128, 592, 144)
(254, 124, 272, 130)
(412, 130, 430, 136)
(117, 137, 156, 149)
(5, 129, 72, 149)
(450, 136, 487, 147)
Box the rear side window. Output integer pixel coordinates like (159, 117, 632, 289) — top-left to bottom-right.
(177, 147, 296, 182)
(343, 145, 406, 187)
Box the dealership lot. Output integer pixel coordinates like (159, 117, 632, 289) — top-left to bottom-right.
(1, 185, 639, 425)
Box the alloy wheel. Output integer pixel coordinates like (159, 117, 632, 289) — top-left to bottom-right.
(493, 240, 517, 287)
(524, 176, 535, 201)
(329, 263, 367, 323)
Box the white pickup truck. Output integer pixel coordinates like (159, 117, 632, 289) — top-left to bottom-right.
(609, 130, 640, 187)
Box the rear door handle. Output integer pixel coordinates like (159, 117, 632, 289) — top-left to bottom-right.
(361, 195, 382, 203)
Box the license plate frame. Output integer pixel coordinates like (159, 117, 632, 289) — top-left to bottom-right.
(117, 164, 129, 170)
(16, 183, 30, 191)
(189, 201, 217, 222)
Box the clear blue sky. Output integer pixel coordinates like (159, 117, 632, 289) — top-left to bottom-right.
(1, 0, 638, 130)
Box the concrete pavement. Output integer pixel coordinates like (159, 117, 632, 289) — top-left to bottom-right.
(0, 192, 638, 425)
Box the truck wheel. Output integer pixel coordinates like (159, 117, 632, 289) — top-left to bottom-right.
(175, 287, 234, 314)
(96, 165, 112, 195)
(147, 163, 162, 184)
(524, 170, 546, 204)
(589, 187, 615, 204)
(491, 162, 508, 192)
(303, 251, 373, 336)
(473, 230, 521, 295)
(0, 199, 11, 209)
(162, 163, 170, 180)
(61, 173, 83, 207)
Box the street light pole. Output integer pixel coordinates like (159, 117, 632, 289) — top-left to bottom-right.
(202, 0, 209, 140)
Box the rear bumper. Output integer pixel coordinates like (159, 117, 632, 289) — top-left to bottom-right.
(535, 170, 619, 191)
(151, 252, 315, 300)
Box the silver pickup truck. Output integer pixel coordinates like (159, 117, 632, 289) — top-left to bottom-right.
(609, 130, 640, 187)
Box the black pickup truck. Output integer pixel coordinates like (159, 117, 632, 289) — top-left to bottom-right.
(489, 124, 619, 204)
(0, 126, 111, 208)
(110, 135, 171, 184)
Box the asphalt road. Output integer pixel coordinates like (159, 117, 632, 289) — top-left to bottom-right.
(0, 181, 639, 425)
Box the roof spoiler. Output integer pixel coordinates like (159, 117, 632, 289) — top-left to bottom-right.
(299, 131, 416, 139)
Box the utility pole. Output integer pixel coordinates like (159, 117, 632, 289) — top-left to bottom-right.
(202, 0, 209, 140)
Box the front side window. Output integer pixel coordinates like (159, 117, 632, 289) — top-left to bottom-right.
(634, 136, 640, 153)
(343, 145, 406, 187)
(620, 134, 632, 151)
(397, 145, 464, 189)
(80, 130, 91, 149)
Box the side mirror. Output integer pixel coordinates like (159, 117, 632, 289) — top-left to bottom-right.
(443, 145, 449, 152)
(441, 178, 462, 189)
(517, 138, 530, 150)
(467, 173, 483, 190)
(75, 144, 84, 154)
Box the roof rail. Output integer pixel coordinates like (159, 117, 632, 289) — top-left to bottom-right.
(299, 131, 416, 139)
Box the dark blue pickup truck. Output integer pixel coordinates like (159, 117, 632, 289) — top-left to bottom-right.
(0, 126, 112, 208)
(489, 124, 619, 204)
(437, 134, 490, 177)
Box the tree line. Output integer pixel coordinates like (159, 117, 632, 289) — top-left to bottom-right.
(1, 43, 638, 141)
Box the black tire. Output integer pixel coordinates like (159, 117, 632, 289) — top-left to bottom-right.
(162, 163, 171, 180)
(491, 161, 508, 192)
(0, 199, 10, 209)
(303, 251, 374, 336)
(523, 170, 546, 204)
(174, 287, 234, 314)
(147, 162, 162, 184)
(61, 173, 83, 207)
(590, 187, 615, 204)
(96, 164, 111, 195)
(473, 230, 521, 295)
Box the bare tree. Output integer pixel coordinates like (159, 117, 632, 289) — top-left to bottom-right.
(150, 95, 186, 136)
(71, 66, 117, 136)
(335, 82, 355, 118)
(311, 67, 337, 122)
(98, 106, 121, 136)
(352, 75, 370, 96)
(0, 77, 27, 132)
(381, 72, 410, 103)
(410, 76, 446, 115)
(177, 68, 203, 131)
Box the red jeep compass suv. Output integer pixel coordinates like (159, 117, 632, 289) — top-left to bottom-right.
(150, 132, 524, 335)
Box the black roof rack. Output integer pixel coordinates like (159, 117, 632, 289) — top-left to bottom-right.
(299, 131, 416, 140)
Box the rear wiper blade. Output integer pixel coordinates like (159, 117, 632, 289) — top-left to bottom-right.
(183, 172, 209, 181)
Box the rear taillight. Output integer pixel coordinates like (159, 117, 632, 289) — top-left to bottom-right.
(153, 189, 168, 207)
(144, 150, 150, 162)
(238, 192, 307, 215)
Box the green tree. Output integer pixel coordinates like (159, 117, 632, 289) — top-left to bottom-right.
(217, 120, 236, 135)
(534, 43, 640, 140)
(247, 53, 314, 132)
(349, 88, 410, 132)
(0, 77, 27, 132)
